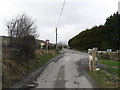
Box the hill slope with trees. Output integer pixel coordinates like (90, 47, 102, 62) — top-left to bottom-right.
(68, 12, 120, 51)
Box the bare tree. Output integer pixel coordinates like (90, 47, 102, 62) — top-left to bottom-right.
(7, 14, 37, 63)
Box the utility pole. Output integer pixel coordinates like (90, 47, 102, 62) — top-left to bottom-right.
(56, 28, 58, 50)
(46, 40, 49, 54)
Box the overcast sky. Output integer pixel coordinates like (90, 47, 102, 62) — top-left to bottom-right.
(0, 0, 119, 44)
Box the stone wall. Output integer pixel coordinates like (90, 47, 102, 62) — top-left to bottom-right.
(97, 50, 120, 62)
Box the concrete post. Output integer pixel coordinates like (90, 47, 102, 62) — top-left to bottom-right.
(88, 49, 93, 71)
(92, 48, 98, 71)
(92, 50, 96, 71)
(88, 48, 98, 71)
(117, 50, 120, 61)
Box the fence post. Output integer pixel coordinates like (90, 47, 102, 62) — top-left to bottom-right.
(92, 50, 96, 71)
(88, 48, 98, 71)
(117, 50, 120, 61)
(92, 48, 98, 71)
(88, 49, 93, 71)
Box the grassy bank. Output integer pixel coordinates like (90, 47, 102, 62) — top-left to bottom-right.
(87, 70, 119, 88)
(87, 59, 120, 88)
(98, 59, 120, 76)
(99, 59, 120, 67)
(2, 50, 61, 88)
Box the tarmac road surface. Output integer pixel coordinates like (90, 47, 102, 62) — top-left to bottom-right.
(36, 49, 98, 88)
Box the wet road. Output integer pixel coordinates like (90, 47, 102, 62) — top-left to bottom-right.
(36, 49, 98, 88)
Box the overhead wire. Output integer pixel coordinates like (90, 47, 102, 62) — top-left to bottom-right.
(56, 0, 66, 28)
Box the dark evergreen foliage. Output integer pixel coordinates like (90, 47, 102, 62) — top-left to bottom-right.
(68, 12, 120, 51)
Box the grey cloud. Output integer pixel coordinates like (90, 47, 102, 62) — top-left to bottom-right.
(0, 0, 119, 44)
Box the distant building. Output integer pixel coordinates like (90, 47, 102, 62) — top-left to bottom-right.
(0, 36, 10, 47)
(40, 42, 45, 49)
(107, 49, 112, 52)
(118, 1, 120, 14)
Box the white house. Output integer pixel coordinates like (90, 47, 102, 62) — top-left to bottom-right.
(40, 42, 45, 49)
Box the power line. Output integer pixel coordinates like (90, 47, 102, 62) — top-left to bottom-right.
(56, 0, 66, 28)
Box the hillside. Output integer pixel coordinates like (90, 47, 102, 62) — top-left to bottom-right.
(68, 12, 120, 51)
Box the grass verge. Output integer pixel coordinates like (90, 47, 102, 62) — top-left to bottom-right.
(87, 59, 120, 88)
(87, 70, 119, 88)
(99, 59, 120, 67)
(98, 59, 120, 76)
(100, 66, 120, 76)
(2, 50, 61, 88)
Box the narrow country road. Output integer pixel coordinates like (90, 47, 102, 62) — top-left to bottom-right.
(36, 49, 98, 88)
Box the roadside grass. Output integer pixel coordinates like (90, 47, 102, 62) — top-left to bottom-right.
(87, 70, 119, 88)
(100, 66, 120, 76)
(99, 59, 120, 67)
(87, 59, 120, 88)
(2, 50, 61, 88)
(26, 51, 61, 74)
(98, 59, 120, 76)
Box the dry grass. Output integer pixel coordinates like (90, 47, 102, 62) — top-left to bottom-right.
(2, 50, 60, 88)
(2, 60, 24, 88)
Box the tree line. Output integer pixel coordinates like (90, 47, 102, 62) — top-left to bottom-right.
(68, 12, 120, 51)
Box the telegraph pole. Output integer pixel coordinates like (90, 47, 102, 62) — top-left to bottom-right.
(56, 28, 58, 50)
(46, 40, 49, 54)
(55, 0, 66, 51)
